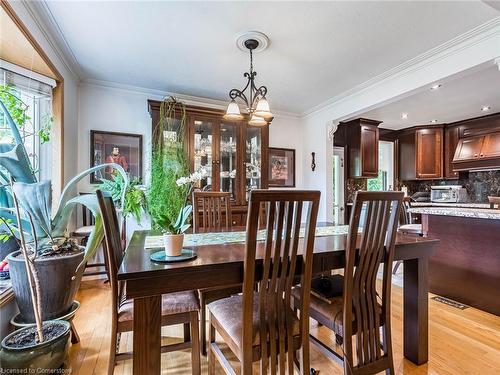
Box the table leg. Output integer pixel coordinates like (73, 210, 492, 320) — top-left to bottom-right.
(403, 257, 429, 365)
(133, 295, 161, 374)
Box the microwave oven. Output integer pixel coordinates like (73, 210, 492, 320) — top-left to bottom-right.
(430, 186, 468, 203)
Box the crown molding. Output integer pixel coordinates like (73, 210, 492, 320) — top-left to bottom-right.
(303, 16, 500, 118)
(81, 78, 301, 119)
(20, 0, 83, 81)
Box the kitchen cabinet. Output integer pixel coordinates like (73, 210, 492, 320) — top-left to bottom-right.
(148, 100, 269, 224)
(334, 118, 381, 178)
(453, 135, 484, 161)
(398, 126, 443, 180)
(444, 126, 459, 179)
(452, 131, 500, 171)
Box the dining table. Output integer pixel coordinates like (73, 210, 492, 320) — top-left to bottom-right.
(117, 224, 439, 374)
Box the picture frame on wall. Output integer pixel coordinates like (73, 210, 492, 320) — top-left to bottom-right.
(90, 130, 143, 184)
(268, 147, 295, 187)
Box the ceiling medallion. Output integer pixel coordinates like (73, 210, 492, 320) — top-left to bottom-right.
(224, 32, 273, 126)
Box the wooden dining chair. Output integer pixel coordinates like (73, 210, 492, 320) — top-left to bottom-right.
(192, 191, 243, 355)
(96, 190, 201, 375)
(207, 190, 320, 374)
(193, 191, 233, 233)
(393, 196, 422, 274)
(293, 191, 403, 375)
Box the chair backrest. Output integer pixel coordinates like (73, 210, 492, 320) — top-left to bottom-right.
(343, 191, 403, 372)
(192, 191, 232, 233)
(241, 189, 320, 374)
(79, 192, 95, 226)
(96, 190, 125, 317)
(399, 196, 412, 225)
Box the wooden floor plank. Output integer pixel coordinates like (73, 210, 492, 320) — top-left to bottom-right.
(67, 279, 500, 375)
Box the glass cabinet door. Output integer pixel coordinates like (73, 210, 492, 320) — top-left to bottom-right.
(219, 122, 238, 200)
(245, 126, 263, 201)
(192, 119, 213, 191)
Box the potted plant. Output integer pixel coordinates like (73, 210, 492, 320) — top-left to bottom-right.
(0, 183, 70, 370)
(99, 174, 148, 223)
(1, 96, 128, 322)
(148, 97, 206, 256)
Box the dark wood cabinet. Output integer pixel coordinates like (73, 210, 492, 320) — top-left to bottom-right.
(481, 132, 500, 159)
(416, 128, 443, 179)
(148, 100, 269, 223)
(334, 118, 381, 178)
(398, 126, 443, 180)
(452, 131, 500, 171)
(444, 126, 459, 179)
(453, 135, 484, 161)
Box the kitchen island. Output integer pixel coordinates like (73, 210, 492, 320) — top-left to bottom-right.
(409, 206, 500, 315)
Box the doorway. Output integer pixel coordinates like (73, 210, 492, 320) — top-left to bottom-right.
(332, 147, 345, 225)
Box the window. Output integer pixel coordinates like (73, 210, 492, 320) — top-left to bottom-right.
(0, 66, 55, 181)
(367, 141, 394, 191)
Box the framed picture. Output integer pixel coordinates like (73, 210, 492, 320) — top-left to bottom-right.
(268, 147, 295, 187)
(90, 130, 143, 184)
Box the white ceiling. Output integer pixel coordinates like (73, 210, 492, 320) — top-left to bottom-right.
(359, 63, 500, 130)
(43, 1, 499, 114)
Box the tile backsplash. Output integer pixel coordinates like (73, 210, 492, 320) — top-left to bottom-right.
(403, 170, 500, 203)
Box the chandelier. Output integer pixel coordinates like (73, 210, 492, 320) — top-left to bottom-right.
(223, 37, 273, 126)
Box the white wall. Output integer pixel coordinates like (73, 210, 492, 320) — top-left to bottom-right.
(9, 1, 80, 185)
(77, 83, 158, 192)
(77, 82, 304, 192)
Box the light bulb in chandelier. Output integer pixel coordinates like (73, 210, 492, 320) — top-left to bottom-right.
(248, 114, 267, 126)
(223, 100, 244, 121)
(253, 97, 273, 120)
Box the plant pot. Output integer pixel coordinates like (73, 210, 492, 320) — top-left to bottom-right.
(0, 320, 70, 370)
(0, 236, 19, 261)
(7, 249, 84, 323)
(163, 233, 184, 257)
(12, 301, 80, 328)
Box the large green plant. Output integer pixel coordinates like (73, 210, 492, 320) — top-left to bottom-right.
(148, 97, 191, 233)
(11, 164, 127, 264)
(99, 174, 147, 222)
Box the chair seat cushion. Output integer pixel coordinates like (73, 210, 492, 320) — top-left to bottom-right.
(398, 224, 422, 235)
(118, 291, 199, 323)
(207, 293, 300, 347)
(292, 285, 383, 337)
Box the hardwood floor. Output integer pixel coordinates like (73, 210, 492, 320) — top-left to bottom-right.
(68, 279, 500, 374)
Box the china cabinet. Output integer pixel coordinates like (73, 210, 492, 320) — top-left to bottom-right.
(148, 100, 269, 225)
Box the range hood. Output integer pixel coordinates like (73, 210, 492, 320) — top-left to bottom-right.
(452, 131, 500, 171)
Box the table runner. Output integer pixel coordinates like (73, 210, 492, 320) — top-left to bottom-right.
(144, 225, 350, 249)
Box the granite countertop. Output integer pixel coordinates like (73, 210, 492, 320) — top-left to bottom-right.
(409, 207, 500, 220)
(410, 202, 491, 208)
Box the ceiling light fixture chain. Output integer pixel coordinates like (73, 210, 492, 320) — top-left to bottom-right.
(224, 35, 273, 126)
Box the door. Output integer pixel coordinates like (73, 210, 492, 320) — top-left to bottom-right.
(480, 132, 500, 159)
(218, 121, 239, 201)
(243, 125, 265, 203)
(332, 147, 345, 225)
(367, 141, 394, 191)
(416, 128, 443, 179)
(191, 118, 215, 191)
(453, 135, 484, 162)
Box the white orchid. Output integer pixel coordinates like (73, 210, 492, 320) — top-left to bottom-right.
(176, 167, 208, 186)
(176, 177, 190, 186)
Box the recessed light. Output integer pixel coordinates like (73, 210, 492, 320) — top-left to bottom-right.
(430, 119, 438, 124)
(401, 113, 408, 119)
(430, 84, 442, 90)
(481, 106, 491, 112)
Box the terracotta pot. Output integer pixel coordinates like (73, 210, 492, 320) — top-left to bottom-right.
(163, 233, 184, 257)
